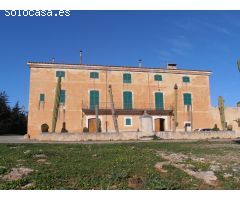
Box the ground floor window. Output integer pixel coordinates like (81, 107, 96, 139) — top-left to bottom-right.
(124, 117, 132, 126)
(184, 122, 192, 132)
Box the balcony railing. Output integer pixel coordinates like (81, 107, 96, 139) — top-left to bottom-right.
(81, 101, 173, 116)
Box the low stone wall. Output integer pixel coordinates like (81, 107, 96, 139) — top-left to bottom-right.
(36, 131, 150, 142)
(31, 131, 240, 142)
(156, 131, 240, 140)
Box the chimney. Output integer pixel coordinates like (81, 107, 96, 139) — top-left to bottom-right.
(167, 63, 177, 69)
(138, 59, 142, 67)
(80, 50, 83, 64)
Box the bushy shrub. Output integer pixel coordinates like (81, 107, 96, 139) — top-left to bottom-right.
(212, 124, 220, 131)
(83, 127, 89, 133)
(61, 122, 68, 133)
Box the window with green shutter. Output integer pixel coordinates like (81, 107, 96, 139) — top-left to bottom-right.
(125, 118, 132, 126)
(123, 73, 132, 83)
(90, 90, 99, 110)
(155, 92, 164, 110)
(60, 90, 66, 104)
(183, 93, 192, 105)
(154, 74, 162, 81)
(123, 91, 132, 109)
(182, 76, 190, 83)
(90, 72, 99, 79)
(40, 93, 45, 102)
(56, 71, 65, 78)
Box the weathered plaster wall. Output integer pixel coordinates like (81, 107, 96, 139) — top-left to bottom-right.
(27, 63, 212, 138)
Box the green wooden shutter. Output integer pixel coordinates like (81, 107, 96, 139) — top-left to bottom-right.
(183, 93, 192, 105)
(56, 71, 65, 78)
(90, 72, 99, 79)
(123, 91, 132, 109)
(125, 118, 132, 125)
(40, 93, 45, 102)
(123, 73, 132, 83)
(60, 90, 66, 103)
(155, 92, 164, 110)
(154, 75, 162, 81)
(183, 76, 190, 83)
(90, 90, 99, 109)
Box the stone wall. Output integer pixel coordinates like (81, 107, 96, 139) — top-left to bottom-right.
(156, 131, 240, 140)
(210, 107, 240, 131)
(36, 132, 146, 141)
(32, 131, 240, 142)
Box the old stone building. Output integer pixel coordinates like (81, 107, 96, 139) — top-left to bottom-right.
(27, 61, 215, 138)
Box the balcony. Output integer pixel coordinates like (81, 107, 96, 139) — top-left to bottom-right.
(82, 101, 173, 116)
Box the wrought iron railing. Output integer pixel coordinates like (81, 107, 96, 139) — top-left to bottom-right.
(82, 101, 173, 111)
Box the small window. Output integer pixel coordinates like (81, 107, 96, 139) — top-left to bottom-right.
(182, 76, 190, 83)
(40, 93, 45, 102)
(56, 71, 65, 78)
(60, 90, 66, 103)
(90, 72, 99, 79)
(123, 73, 132, 83)
(125, 118, 132, 126)
(154, 74, 162, 81)
(183, 93, 192, 105)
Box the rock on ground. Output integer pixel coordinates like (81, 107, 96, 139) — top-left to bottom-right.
(128, 177, 145, 189)
(1, 167, 34, 181)
(156, 151, 218, 186)
(154, 162, 169, 173)
(33, 154, 47, 158)
(21, 182, 35, 189)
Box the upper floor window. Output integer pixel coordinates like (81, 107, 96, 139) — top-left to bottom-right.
(90, 72, 99, 79)
(123, 73, 132, 83)
(155, 92, 164, 110)
(154, 74, 162, 81)
(123, 91, 132, 109)
(39, 93, 45, 102)
(90, 90, 99, 110)
(60, 90, 66, 104)
(183, 93, 192, 105)
(182, 76, 190, 83)
(56, 71, 65, 78)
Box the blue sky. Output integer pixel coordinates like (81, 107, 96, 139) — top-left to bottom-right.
(0, 10, 240, 110)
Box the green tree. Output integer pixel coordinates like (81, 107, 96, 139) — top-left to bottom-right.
(0, 91, 11, 134)
(0, 91, 27, 135)
(9, 102, 27, 134)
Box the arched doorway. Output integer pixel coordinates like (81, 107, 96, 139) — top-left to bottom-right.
(88, 118, 101, 133)
(154, 118, 165, 132)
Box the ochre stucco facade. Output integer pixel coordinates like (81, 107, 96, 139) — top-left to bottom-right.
(27, 62, 219, 139)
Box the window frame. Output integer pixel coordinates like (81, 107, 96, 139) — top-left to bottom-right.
(154, 92, 164, 110)
(56, 71, 65, 78)
(183, 93, 192, 106)
(89, 90, 100, 110)
(182, 76, 190, 83)
(39, 93, 45, 102)
(123, 73, 132, 83)
(90, 72, 99, 79)
(60, 90, 66, 104)
(123, 91, 133, 110)
(154, 74, 163, 81)
(124, 117, 133, 127)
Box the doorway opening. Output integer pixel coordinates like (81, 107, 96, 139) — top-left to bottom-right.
(154, 118, 165, 132)
(88, 118, 101, 133)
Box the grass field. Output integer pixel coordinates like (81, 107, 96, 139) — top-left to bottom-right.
(0, 140, 240, 189)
